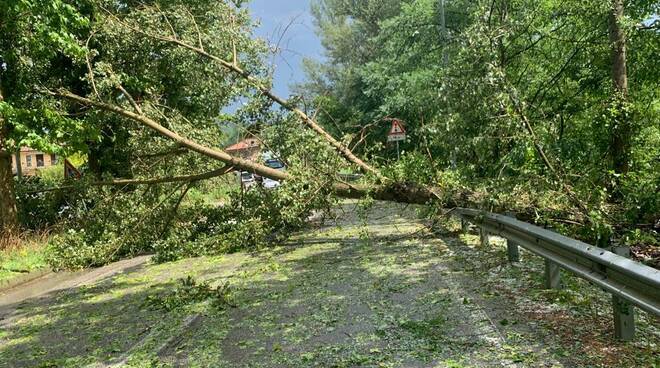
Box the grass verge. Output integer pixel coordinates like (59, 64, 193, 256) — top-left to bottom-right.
(0, 233, 49, 284)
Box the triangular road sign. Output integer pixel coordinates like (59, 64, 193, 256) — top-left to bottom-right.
(389, 120, 406, 135)
(64, 159, 82, 179)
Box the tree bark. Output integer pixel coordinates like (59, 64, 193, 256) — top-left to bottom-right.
(608, 0, 630, 174)
(0, 83, 19, 237)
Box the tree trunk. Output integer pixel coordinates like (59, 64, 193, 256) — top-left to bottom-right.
(608, 0, 630, 174)
(0, 83, 19, 237)
(0, 149, 18, 236)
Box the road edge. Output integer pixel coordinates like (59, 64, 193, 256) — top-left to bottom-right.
(0, 268, 52, 293)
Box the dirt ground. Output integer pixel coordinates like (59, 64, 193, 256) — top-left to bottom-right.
(0, 201, 658, 367)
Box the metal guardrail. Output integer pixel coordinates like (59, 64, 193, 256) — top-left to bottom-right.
(453, 208, 660, 341)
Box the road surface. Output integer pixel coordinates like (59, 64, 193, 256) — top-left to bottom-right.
(0, 201, 657, 367)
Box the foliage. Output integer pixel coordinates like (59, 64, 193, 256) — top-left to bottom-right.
(0, 0, 94, 154)
(3, 0, 658, 269)
(304, 0, 660, 246)
(47, 168, 336, 269)
(145, 276, 234, 311)
(151, 174, 337, 264)
(46, 182, 195, 270)
(15, 173, 88, 231)
(5, 0, 312, 268)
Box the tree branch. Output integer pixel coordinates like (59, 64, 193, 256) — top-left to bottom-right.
(506, 86, 593, 220)
(50, 89, 289, 181)
(25, 165, 235, 194)
(116, 84, 142, 115)
(85, 32, 100, 99)
(103, 10, 383, 180)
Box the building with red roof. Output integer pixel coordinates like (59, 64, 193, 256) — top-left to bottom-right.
(225, 138, 262, 161)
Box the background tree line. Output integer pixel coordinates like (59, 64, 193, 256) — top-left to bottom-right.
(301, 0, 659, 247)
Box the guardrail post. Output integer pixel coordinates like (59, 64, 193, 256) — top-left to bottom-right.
(505, 212, 520, 262)
(544, 260, 561, 289)
(461, 219, 468, 233)
(610, 246, 635, 341)
(542, 223, 561, 289)
(479, 227, 489, 247)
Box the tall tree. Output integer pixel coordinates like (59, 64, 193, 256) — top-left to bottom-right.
(608, 0, 630, 174)
(0, 0, 92, 238)
(0, 82, 19, 236)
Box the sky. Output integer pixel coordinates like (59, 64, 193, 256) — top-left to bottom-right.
(247, 0, 324, 98)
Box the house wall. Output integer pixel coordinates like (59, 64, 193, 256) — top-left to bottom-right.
(242, 146, 261, 161)
(11, 149, 58, 176)
(227, 146, 261, 161)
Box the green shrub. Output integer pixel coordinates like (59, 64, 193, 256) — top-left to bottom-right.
(15, 175, 89, 231)
(46, 172, 336, 269)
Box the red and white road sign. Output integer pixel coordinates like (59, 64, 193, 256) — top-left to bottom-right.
(64, 159, 82, 179)
(387, 119, 406, 142)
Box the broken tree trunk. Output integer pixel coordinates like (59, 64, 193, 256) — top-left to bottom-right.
(53, 90, 446, 206)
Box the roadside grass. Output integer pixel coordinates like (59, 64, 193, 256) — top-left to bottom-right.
(0, 233, 49, 283)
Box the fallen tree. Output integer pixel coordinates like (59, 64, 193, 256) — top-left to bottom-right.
(51, 90, 445, 206)
(103, 8, 385, 182)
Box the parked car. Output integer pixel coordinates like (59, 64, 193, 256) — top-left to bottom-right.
(263, 159, 285, 189)
(263, 176, 280, 189)
(265, 159, 285, 170)
(240, 171, 257, 189)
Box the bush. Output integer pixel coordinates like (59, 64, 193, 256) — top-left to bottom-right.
(46, 171, 336, 269)
(15, 174, 89, 231)
(47, 229, 116, 270)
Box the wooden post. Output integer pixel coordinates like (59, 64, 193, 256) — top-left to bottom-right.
(479, 228, 489, 247)
(14, 150, 22, 179)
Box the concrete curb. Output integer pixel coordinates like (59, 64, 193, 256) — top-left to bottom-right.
(0, 268, 52, 293)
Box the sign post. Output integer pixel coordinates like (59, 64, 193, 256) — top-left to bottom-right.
(387, 119, 406, 160)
